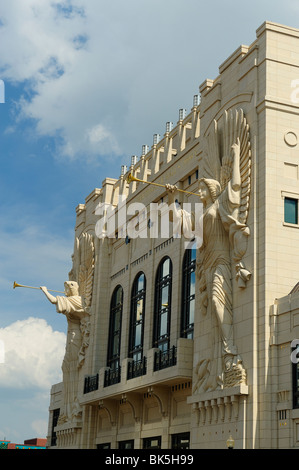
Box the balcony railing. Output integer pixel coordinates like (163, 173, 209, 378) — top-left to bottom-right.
(104, 367, 121, 387)
(81, 341, 190, 397)
(154, 346, 177, 371)
(127, 357, 147, 380)
(84, 374, 99, 394)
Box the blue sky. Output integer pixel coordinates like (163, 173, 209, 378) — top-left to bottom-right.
(0, 0, 298, 444)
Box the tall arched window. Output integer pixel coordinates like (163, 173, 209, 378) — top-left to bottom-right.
(129, 272, 146, 362)
(153, 257, 172, 351)
(181, 248, 196, 339)
(107, 285, 123, 371)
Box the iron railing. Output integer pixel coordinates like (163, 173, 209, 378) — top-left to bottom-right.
(104, 367, 121, 387)
(83, 374, 99, 394)
(154, 346, 177, 371)
(127, 357, 147, 380)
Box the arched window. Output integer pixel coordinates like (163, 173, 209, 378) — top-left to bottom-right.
(181, 248, 196, 338)
(107, 285, 123, 371)
(153, 257, 172, 351)
(129, 272, 146, 362)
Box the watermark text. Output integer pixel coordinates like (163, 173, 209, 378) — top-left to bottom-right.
(95, 196, 203, 249)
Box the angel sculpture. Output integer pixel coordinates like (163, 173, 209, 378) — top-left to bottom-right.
(165, 109, 251, 392)
(41, 232, 95, 422)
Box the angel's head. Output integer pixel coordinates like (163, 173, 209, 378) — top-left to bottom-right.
(64, 281, 79, 297)
(198, 178, 221, 205)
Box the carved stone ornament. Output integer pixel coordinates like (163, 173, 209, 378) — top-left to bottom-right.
(43, 232, 95, 424)
(188, 108, 251, 393)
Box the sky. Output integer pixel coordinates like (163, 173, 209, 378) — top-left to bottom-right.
(0, 0, 299, 445)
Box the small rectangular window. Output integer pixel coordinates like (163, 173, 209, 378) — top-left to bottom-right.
(97, 443, 111, 449)
(171, 432, 190, 449)
(284, 197, 298, 224)
(51, 409, 60, 446)
(119, 440, 134, 449)
(143, 436, 161, 449)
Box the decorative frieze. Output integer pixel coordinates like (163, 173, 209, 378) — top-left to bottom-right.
(55, 422, 82, 448)
(188, 385, 248, 425)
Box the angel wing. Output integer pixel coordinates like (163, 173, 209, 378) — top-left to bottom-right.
(205, 108, 251, 225)
(221, 109, 251, 224)
(69, 232, 95, 312)
(203, 118, 221, 182)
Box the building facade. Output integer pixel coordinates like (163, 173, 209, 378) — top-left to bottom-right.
(46, 21, 299, 449)
(0, 439, 47, 449)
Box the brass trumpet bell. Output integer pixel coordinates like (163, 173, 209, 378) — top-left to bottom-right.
(13, 281, 64, 294)
(126, 172, 201, 196)
(126, 172, 137, 184)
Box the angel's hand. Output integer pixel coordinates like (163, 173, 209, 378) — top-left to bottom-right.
(40, 286, 48, 293)
(231, 137, 240, 157)
(165, 184, 178, 194)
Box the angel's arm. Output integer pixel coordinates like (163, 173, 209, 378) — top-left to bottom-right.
(40, 286, 57, 304)
(231, 138, 241, 191)
(165, 184, 181, 222)
(165, 184, 195, 239)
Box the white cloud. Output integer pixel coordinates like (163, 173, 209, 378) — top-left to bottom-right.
(1, 0, 299, 164)
(31, 419, 48, 438)
(0, 317, 65, 389)
(0, 0, 215, 161)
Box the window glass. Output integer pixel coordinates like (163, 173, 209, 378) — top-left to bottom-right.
(160, 311, 168, 337)
(181, 250, 196, 338)
(136, 298, 143, 321)
(143, 436, 161, 449)
(153, 257, 172, 350)
(134, 323, 142, 347)
(285, 197, 298, 224)
(162, 258, 170, 277)
(115, 286, 123, 304)
(97, 443, 111, 449)
(171, 432, 190, 449)
(119, 440, 134, 449)
(189, 298, 195, 324)
(112, 336, 119, 356)
(129, 273, 146, 362)
(190, 271, 196, 296)
(137, 273, 145, 292)
(107, 286, 123, 370)
(161, 285, 169, 306)
(113, 310, 121, 332)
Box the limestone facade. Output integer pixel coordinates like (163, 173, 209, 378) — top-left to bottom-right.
(46, 21, 299, 449)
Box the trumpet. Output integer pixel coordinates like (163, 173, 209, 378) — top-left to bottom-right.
(13, 281, 65, 294)
(126, 173, 201, 197)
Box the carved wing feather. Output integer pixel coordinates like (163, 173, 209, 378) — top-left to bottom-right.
(78, 233, 95, 309)
(238, 116, 251, 225)
(204, 119, 221, 181)
(69, 232, 95, 310)
(219, 108, 251, 224)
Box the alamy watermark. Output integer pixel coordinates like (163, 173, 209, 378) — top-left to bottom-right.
(95, 196, 203, 249)
(291, 339, 299, 364)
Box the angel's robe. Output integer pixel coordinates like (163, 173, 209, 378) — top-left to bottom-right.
(180, 180, 249, 268)
(56, 295, 84, 317)
(179, 180, 247, 363)
(56, 295, 85, 364)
